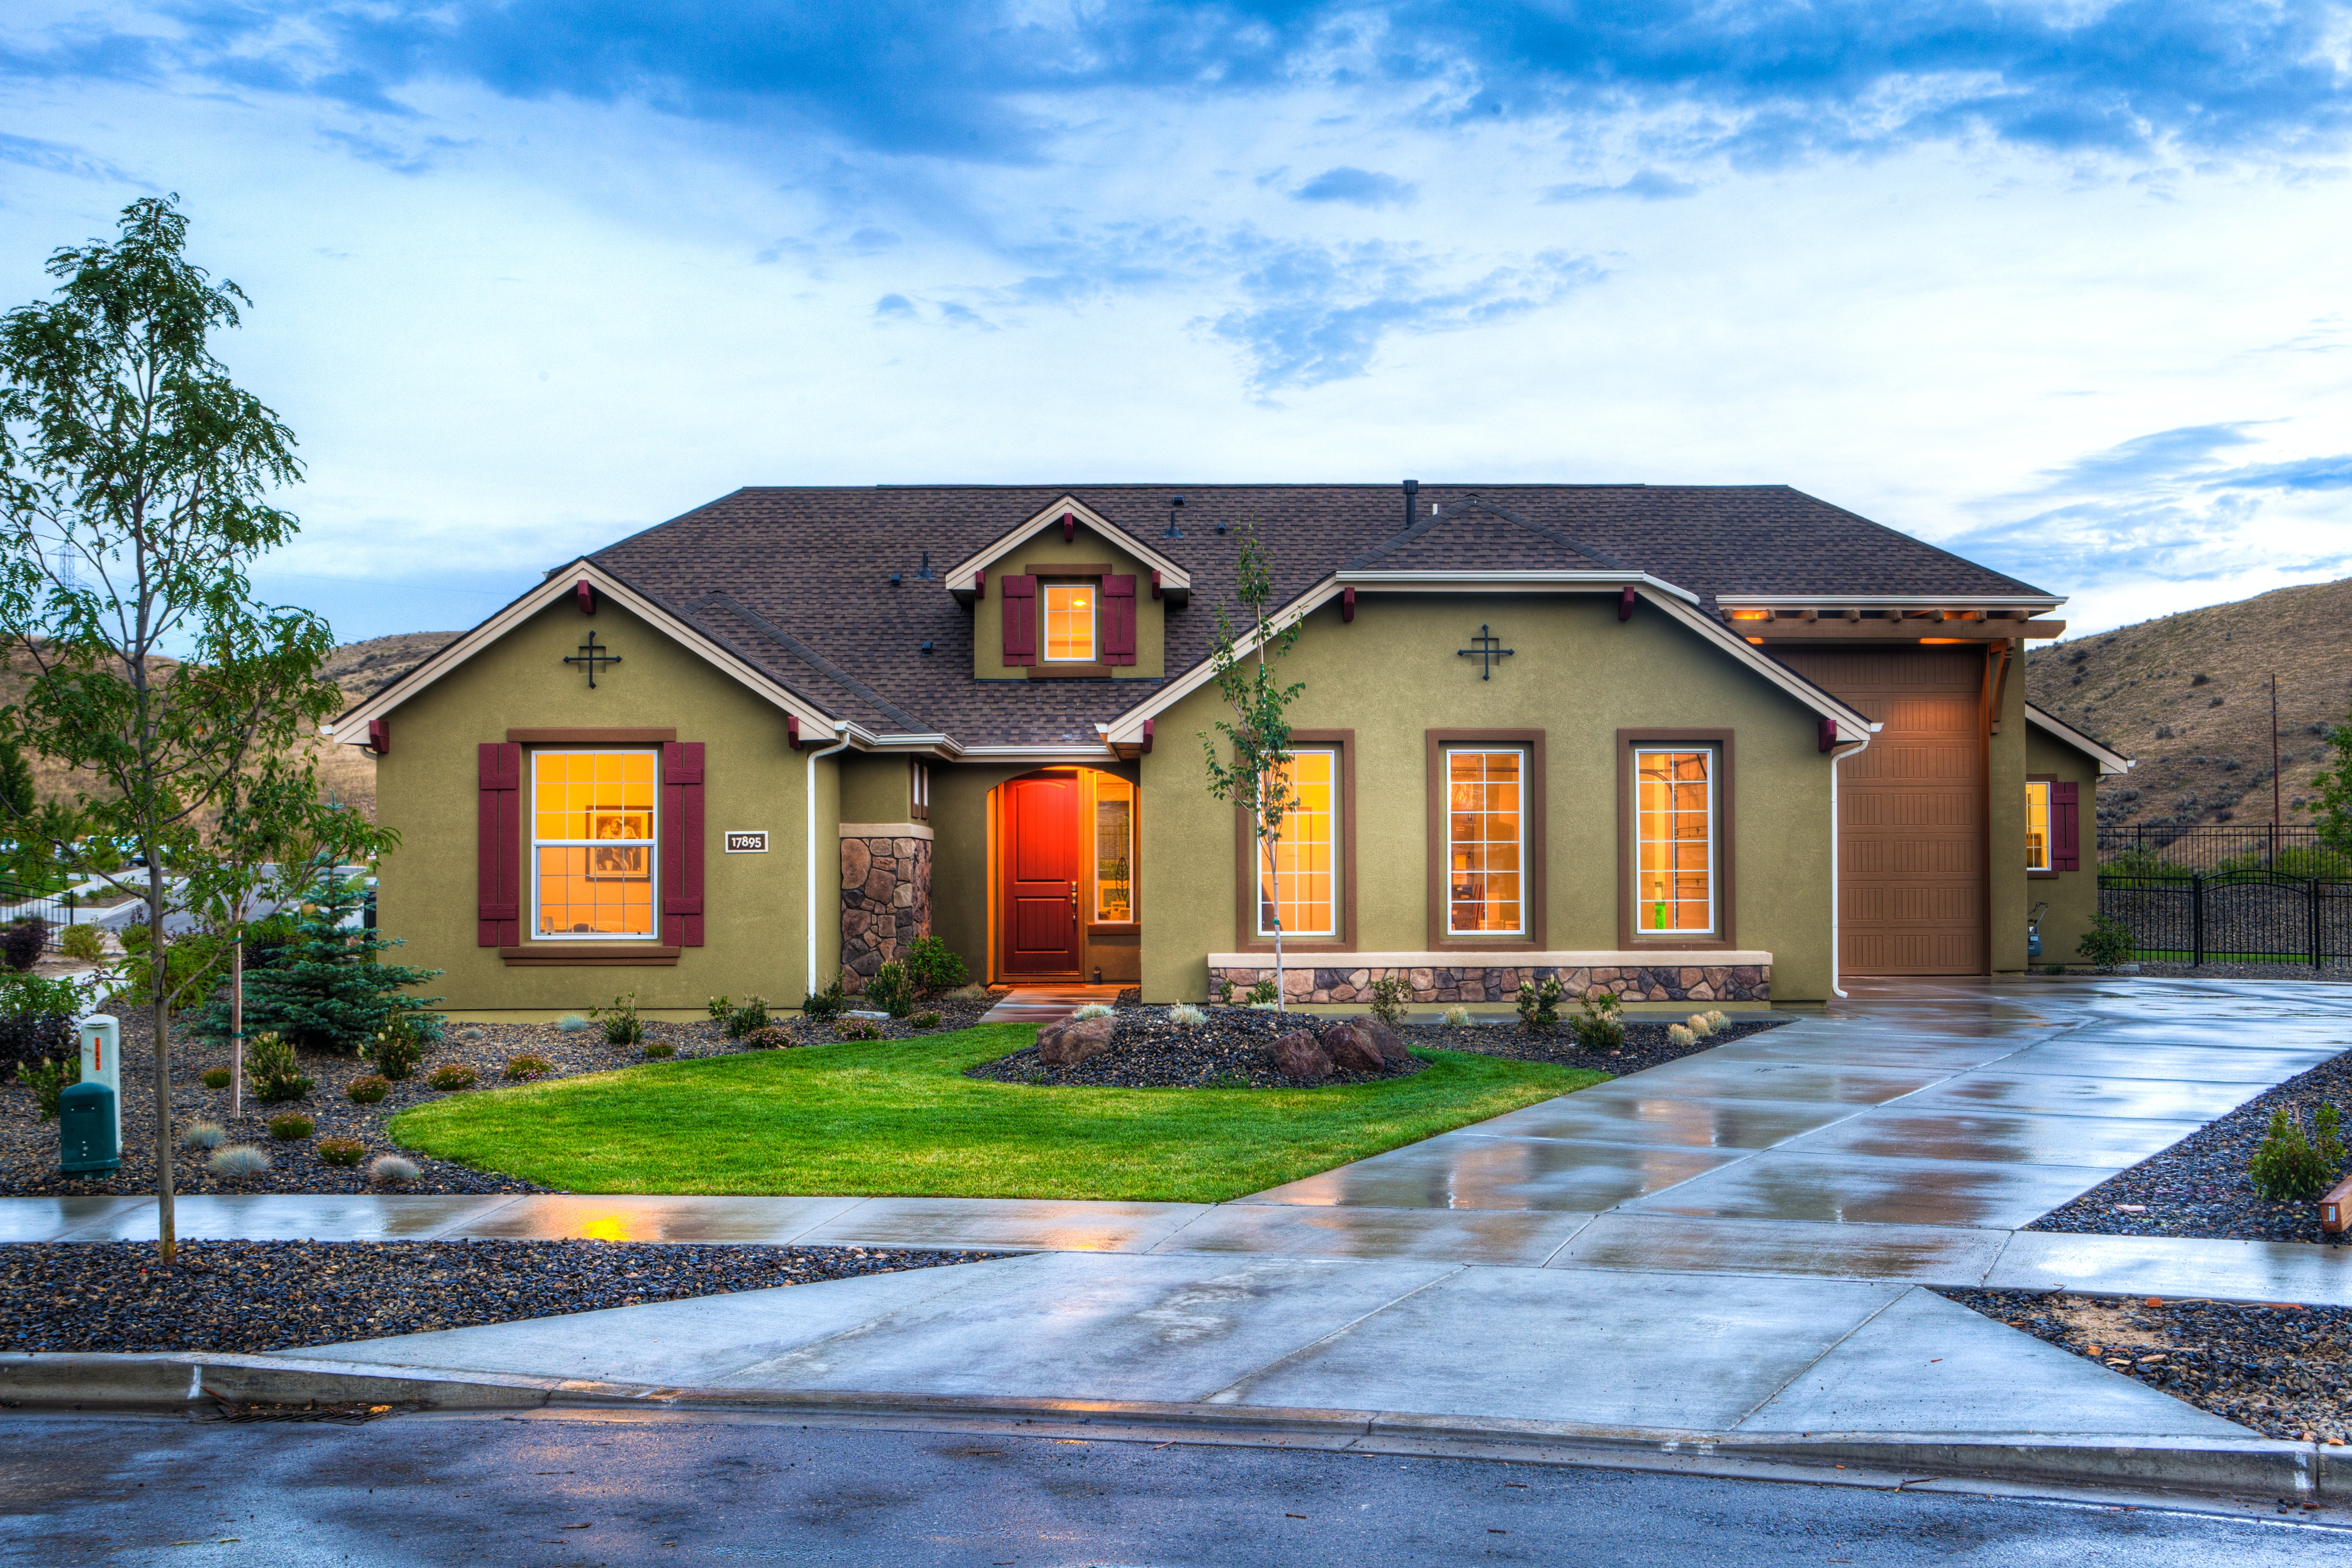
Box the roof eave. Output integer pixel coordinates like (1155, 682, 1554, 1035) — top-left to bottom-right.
(2024, 703, 2135, 776)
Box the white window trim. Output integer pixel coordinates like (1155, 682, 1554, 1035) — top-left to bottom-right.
(1444, 746, 1528, 938)
(531, 748, 661, 942)
(1633, 745, 1717, 938)
(2025, 778, 2052, 873)
(1093, 776, 1136, 924)
(1042, 582, 1097, 663)
(1257, 746, 1339, 939)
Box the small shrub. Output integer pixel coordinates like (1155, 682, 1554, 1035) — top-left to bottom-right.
(2248, 1104, 2346, 1201)
(641, 1040, 677, 1059)
(911, 1010, 943, 1029)
(906, 935, 971, 994)
(595, 991, 645, 1047)
(363, 1013, 426, 1082)
(946, 983, 991, 1005)
(503, 1053, 553, 1081)
(1442, 1005, 1473, 1028)
(181, 1120, 226, 1149)
(1704, 1010, 1728, 1031)
(210, 1145, 271, 1179)
(1667, 1024, 1696, 1048)
(1247, 978, 1278, 1006)
(1368, 976, 1412, 1028)
(369, 1154, 420, 1186)
(1685, 1013, 1714, 1038)
(58, 923, 104, 964)
(0, 919, 47, 972)
(347, 1074, 390, 1104)
(1168, 1004, 1208, 1029)
(1572, 987, 1625, 1052)
(2043, 962, 2067, 976)
(837, 1017, 884, 1041)
(317, 1137, 366, 1167)
(1071, 1002, 1115, 1021)
(867, 962, 916, 1019)
(1516, 975, 1564, 1034)
(427, 1063, 478, 1091)
(723, 995, 772, 1038)
(19, 1050, 77, 1117)
(201, 1067, 232, 1089)
(800, 972, 851, 1022)
(706, 994, 733, 1023)
(555, 1014, 591, 1033)
(743, 1024, 797, 1049)
(2077, 914, 2135, 969)
(1215, 979, 1236, 1005)
(245, 1031, 313, 1102)
(268, 1114, 316, 1141)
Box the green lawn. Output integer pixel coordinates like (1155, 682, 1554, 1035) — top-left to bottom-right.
(388, 1025, 1603, 1202)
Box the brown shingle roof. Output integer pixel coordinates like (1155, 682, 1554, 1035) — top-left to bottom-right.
(589, 483, 2051, 747)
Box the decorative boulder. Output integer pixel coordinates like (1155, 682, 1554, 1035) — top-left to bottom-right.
(1349, 1015, 1412, 1066)
(1037, 1016, 1118, 1066)
(1320, 1021, 1385, 1074)
(1269, 1029, 1332, 1082)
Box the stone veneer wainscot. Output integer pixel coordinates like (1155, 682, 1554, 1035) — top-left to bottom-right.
(1206, 951, 1772, 1006)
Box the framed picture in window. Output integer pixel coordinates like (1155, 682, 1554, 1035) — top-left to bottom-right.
(586, 808, 653, 879)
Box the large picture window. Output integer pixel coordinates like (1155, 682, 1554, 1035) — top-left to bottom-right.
(533, 750, 658, 939)
(2024, 779, 2051, 872)
(1258, 749, 1337, 937)
(1634, 747, 1714, 935)
(1043, 582, 1095, 662)
(1446, 749, 1524, 935)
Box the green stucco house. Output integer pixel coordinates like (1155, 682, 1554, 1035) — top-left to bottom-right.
(333, 483, 2131, 1016)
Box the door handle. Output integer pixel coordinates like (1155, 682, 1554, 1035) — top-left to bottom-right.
(1070, 882, 1079, 927)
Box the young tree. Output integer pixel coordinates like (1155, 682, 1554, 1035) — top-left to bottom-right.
(1198, 522, 1305, 1011)
(0, 195, 344, 1263)
(2312, 710, 2352, 857)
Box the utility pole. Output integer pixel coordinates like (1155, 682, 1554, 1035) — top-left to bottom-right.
(2272, 673, 2283, 863)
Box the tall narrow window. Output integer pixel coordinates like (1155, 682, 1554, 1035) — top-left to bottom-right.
(1258, 750, 1336, 937)
(2024, 780, 2051, 872)
(1447, 749, 1524, 935)
(1634, 748, 1713, 935)
(911, 760, 931, 822)
(1093, 774, 1135, 921)
(1043, 583, 1095, 662)
(533, 750, 658, 938)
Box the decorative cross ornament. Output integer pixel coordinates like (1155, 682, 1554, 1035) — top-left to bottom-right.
(1457, 624, 1515, 680)
(564, 630, 622, 688)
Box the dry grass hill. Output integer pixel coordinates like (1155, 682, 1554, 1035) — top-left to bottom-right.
(2024, 576, 2352, 833)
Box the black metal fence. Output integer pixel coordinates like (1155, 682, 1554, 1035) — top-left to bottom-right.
(2099, 823, 2330, 874)
(2099, 871, 2352, 967)
(0, 880, 82, 941)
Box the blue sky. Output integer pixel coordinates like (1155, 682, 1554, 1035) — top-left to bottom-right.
(4, 1, 2349, 642)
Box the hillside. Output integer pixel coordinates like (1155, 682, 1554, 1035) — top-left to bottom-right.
(2024, 576, 2352, 832)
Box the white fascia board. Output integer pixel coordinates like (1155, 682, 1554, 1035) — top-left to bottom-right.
(326, 559, 840, 741)
(955, 743, 1127, 765)
(2025, 703, 2135, 776)
(1334, 569, 1704, 606)
(1648, 592, 1878, 742)
(941, 495, 1194, 593)
(856, 732, 966, 759)
(1715, 593, 2067, 611)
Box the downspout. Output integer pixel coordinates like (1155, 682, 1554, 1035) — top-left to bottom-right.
(1828, 730, 1873, 1001)
(806, 722, 853, 997)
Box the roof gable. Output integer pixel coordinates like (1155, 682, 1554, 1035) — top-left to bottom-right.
(942, 494, 1192, 602)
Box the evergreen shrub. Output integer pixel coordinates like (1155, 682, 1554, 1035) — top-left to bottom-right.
(800, 972, 850, 1022)
(905, 935, 969, 994)
(1572, 987, 1625, 1052)
(268, 1114, 314, 1141)
(245, 1030, 313, 1102)
(2077, 914, 2136, 970)
(2249, 1104, 2346, 1201)
(1515, 975, 1564, 1034)
(200, 1067, 231, 1089)
(202, 872, 443, 1052)
(867, 962, 915, 1019)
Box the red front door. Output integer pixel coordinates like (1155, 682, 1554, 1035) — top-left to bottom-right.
(1002, 775, 1083, 976)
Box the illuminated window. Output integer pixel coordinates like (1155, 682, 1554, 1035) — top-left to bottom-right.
(1635, 748, 1714, 935)
(1093, 774, 1134, 922)
(1044, 583, 1095, 662)
(1257, 750, 1336, 937)
(2025, 780, 2051, 871)
(1447, 750, 1523, 935)
(533, 750, 658, 939)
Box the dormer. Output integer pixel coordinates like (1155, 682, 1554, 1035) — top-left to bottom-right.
(947, 496, 1189, 682)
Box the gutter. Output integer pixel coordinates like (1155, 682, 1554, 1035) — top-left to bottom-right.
(1828, 733, 1873, 1001)
(805, 723, 854, 996)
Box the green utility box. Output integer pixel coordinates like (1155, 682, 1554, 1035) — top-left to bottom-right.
(59, 1080, 119, 1177)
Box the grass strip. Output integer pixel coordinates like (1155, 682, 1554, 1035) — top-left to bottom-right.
(389, 1025, 1601, 1202)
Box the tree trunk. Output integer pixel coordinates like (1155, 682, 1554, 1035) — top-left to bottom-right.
(147, 860, 173, 1265)
(1265, 830, 1284, 1014)
(230, 935, 243, 1122)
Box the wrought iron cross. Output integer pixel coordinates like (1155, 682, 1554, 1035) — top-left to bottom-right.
(1457, 624, 1514, 680)
(564, 630, 621, 688)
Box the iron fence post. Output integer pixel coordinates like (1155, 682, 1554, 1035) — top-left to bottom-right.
(2192, 874, 2204, 967)
(2314, 879, 2324, 971)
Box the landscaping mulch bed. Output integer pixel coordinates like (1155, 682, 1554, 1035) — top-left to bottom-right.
(966, 1007, 1428, 1089)
(1419, 1013, 1793, 1076)
(1937, 1288, 2352, 1445)
(0, 1239, 1003, 1355)
(2132, 962, 2352, 984)
(0, 991, 1000, 1199)
(2028, 1044, 2352, 1245)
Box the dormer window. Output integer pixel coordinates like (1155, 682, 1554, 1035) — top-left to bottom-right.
(1044, 583, 1096, 662)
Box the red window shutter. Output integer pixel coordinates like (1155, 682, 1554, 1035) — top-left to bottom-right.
(662, 741, 706, 946)
(477, 743, 520, 946)
(2053, 781, 2080, 871)
(1000, 575, 1036, 666)
(1102, 574, 1136, 666)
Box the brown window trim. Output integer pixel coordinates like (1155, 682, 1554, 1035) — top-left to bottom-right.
(507, 727, 676, 743)
(1026, 663, 1110, 680)
(1426, 729, 1546, 950)
(1020, 568, 1119, 673)
(500, 945, 681, 966)
(2026, 772, 2060, 879)
(1615, 728, 1739, 952)
(1232, 729, 1357, 954)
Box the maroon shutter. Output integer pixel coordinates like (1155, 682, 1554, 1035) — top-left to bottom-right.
(1001, 575, 1036, 666)
(477, 743, 520, 946)
(662, 741, 705, 946)
(1102, 575, 1136, 666)
(2053, 782, 2080, 871)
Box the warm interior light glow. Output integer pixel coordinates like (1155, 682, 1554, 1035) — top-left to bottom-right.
(1729, 610, 1769, 621)
(1919, 636, 1968, 644)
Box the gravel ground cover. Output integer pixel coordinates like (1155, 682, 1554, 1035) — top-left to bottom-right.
(0, 1239, 1002, 1355)
(2131, 962, 2352, 983)
(2028, 1044, 2352, 1244)
(0, 991, 999, 1199)
(1937, 1288, 2352, 1445)
(1413, 1013, 1791, 1075)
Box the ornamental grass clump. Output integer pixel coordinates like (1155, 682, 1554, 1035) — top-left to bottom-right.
(181, 1120, 226, 1149)
(555, 1014, 590, 1033)
(369, 1154, 419, 1187)
(1572, 987, 1625, 1052)
(1168, 1004, 1208, 1029)
(1515, 976, 1564, 1035)
(317, 1137, 366, 1167)
(503, 1053, 553, 1081)
(867, 962, 915, 1020)
(200, 1067, 231, 1089)
(1667, 1024, 1696, 1049)
(268, 1113, 314, 1141)
(1071, 1002, 1115, 1021)
(1442, 1006, 1473, 1028)
(245, 1030, 313, 1103)
(1685, 1013, 1715, 1038)
(347, 1074, 390, 1104)
(1368, 976, 1412, 1028)
(210, 1145, 270, 1178)
(2249, 1104, 2347, 1201)
(426, 1063, 477, 1091)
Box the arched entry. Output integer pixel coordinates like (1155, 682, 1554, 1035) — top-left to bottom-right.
(991, 767, 1138, 983)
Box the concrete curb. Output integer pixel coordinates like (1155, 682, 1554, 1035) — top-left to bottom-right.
(0, 1352, 2327, 1500)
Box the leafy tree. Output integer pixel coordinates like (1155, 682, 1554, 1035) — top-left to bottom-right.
(204, 867, 441, 1054)
(2312, 712, 2352, 858)
(0, 195, 346, 1261)
(0, 732, 33, 825)
(1197, 522, 1305, 1012)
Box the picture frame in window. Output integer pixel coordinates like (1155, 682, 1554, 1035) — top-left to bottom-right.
(586, 807, 654, 880)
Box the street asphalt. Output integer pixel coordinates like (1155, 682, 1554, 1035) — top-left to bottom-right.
(2, 1411, 2346, 1566)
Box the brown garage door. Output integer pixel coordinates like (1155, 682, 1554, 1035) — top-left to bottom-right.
(1776, 647, 1986, 976)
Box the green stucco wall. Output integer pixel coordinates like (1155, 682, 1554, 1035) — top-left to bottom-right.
(1134, 592, 1838, 1005)
(2026, 726, 2103, 967)
(839, 754, 912, 824)
(1989, 654, 2032, 971)
(374, 596, 818, 1014)
(972, 523, 1164, 681)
